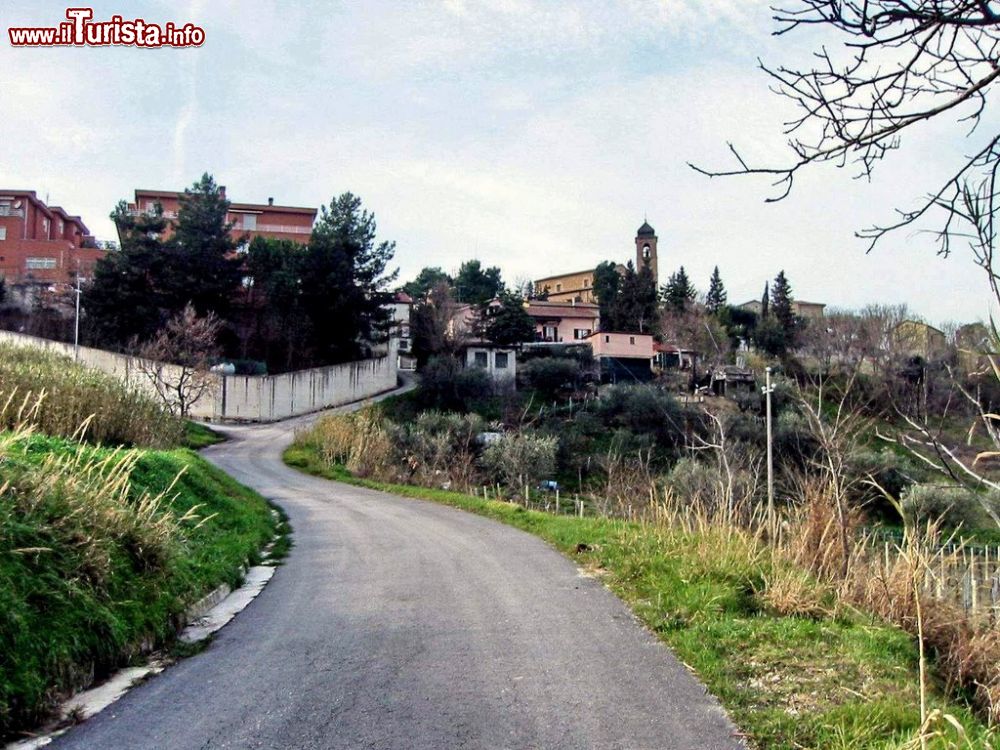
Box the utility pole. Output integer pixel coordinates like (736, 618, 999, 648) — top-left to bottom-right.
(763, 366, 775, 538)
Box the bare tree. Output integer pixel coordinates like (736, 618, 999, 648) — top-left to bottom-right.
(692, 1, 1000, 290)
(134, 304, 223, 418)
(410, 281, 469, 366)
(659, 304, 731, 366)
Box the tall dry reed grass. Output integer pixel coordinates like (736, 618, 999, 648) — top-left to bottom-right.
(0, 344, 182, 447)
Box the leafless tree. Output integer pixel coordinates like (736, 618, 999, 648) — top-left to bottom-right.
(133, 304, 223, 418)
(692, 1, 1000, 293)
(659, 304, 731, 366)
(410, 281, 469, 364)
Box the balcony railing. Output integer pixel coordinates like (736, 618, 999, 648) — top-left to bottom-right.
(0, 206, 25, 218)
(253, 224, 311, 235)
(126, 208, 178, 219)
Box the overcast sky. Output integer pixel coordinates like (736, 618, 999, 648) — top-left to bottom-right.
(1, 0, 994, 325)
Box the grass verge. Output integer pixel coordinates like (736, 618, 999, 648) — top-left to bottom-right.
(1, 430, 278, 740)
(285, 442, 996, 750)
(183, 420, 226, 449)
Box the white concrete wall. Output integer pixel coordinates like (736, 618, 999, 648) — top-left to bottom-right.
(216, 352, 397, 421)
(0, 330, 398, 422)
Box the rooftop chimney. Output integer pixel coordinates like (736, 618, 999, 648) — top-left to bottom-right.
(268, 197, 274, 206)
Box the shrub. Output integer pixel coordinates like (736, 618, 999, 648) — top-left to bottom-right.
(847, 448, 924, 522)
(900, 484, 987, 529)
(593, 384, 688, 453)
(520, 357, 581, 399)
(665, 457, 722, 509)
(303, 408, 488, 490)
(0, 344, 182, 448)
(418, 355, 493, 412)
(393, 411, 485, 488)
(480, 431, 558, 494)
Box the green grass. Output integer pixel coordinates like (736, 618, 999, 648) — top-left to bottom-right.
(0, 343, 183, 448)
(285, 443, 997, 750)
(183, 420, 226, 449)
(1, 431, 279, 740)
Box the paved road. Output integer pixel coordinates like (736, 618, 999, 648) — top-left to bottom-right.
(52, 395, 744, 750)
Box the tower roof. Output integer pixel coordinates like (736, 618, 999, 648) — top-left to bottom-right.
(637, 220, 656, 237)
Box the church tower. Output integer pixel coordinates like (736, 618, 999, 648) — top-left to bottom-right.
(635, 220, 658, 285)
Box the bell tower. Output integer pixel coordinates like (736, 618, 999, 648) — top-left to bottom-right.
(635, 219, 658, 285)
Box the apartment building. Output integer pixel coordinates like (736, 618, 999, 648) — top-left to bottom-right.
(0, 190, 104, 284)
(123, 188, 317, 246)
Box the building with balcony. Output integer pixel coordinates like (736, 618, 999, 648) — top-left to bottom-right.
(525, 299, 600, 342)
(0, 190, 104, 285)
(121, 187, 317, 246)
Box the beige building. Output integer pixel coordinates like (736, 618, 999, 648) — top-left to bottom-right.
(534, 221, 659, 303)
(526, 300, 600, 341)
(893, 320, 948, 360)
(739, 299, 826, 319)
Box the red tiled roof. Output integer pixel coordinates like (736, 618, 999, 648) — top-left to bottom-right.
(525, 301, 600, 319)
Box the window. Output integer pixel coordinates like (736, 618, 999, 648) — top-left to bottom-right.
(242, 214, 257, 230)
(543, 325, 558, 341)
(605, 335, 610, 343)
(495, 352, 509, 369)
(0, 227, 6, 241)
(574, 328, 591, 340)
(583, 278, 590, 286)
(26, 257, 57, 270)
(630, 336, 636, 345)
(555, 283, 562, 292)
(473, 351, 488, 368)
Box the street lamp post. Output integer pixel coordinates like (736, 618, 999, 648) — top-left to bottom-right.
(763, 366, 775, 538)
(73, 262, 81, 361)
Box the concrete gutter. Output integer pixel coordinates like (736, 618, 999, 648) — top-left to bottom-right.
(5, 555, 280, 750)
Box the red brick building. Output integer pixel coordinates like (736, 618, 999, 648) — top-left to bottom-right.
(123, 188, 317, 245)
(0, 190, 105, 285)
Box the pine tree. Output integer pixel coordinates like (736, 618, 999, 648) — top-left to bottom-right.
(299, 192, 398, 365)
(662, 266, 697, 314)
(483, 291, 535, 346)
(162, 173, 243, 318)
(705, 266, 727, 314)
(83, 201, 170, 346)
(454, 260, 503, 304)
(613, 261, 659, 332)
(770, 270, 795, 333)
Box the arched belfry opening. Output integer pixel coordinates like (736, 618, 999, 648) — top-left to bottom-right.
(635, 220, 658, 285)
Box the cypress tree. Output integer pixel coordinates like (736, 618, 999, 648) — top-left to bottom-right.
(705, 266, 727, 314)
(771, 270, 796, 334)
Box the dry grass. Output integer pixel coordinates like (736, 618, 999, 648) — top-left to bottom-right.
(0, 425, 190, 584)
(0, 344, 182, 447)
(777, 478, 1000, 730)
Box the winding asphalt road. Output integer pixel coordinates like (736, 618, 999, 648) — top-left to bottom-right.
(51, 392, 744, 750)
